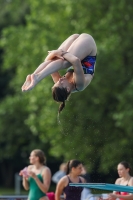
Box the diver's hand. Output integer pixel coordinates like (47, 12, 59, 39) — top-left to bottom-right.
(45, 49, 64, 61)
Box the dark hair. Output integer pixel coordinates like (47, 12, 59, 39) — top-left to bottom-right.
(52, 87, 71, 113)
(118, 161, 132, 175)
(33, 149, 46, 165)
(66, 159, 82, 174)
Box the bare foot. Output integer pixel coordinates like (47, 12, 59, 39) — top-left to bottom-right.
(22, 75, 32, 92)
(25, 73, 39, 91)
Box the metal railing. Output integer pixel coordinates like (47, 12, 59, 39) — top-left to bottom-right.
(0, 196, 27, 200)
(0, 195, 65, 200)
(0, 194, 109, 200)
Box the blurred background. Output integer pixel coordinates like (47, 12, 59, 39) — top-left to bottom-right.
(0, 0, 133, 195)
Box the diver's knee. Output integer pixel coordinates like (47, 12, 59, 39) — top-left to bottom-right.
(70, 34, 80, 40)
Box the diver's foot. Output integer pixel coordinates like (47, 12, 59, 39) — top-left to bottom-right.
(22, 75, 31, 92)
(25, 73, 39, 91)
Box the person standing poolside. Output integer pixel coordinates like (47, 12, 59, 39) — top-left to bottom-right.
(109, 161, 133, 200)
(55, 159, 86, 200)
(22, 33, 97, 114)
(19, 149, 51, 200)
(52, 163, 66, 184)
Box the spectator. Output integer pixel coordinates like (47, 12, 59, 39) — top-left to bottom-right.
(55, 159, 86, 200)
(52, 163, 66, 184)
(109, 161, 133, 200)
(19, 149, 51, 200)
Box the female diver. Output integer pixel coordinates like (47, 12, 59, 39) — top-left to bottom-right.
(22, 33, 97, 113)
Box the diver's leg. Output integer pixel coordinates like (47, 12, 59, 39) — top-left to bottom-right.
(22, 60, 52, 91)
(58, 34, 80, 51)
(22, 59, 67, 91)
(34, 34, 80, 74)
(67, 33, 97, 59)
(22, 34, 80, 91)
(45, 34, 80, 61)
(22, 34, 97, 91)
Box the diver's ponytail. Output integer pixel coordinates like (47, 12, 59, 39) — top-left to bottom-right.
(58, 101, 65, 114)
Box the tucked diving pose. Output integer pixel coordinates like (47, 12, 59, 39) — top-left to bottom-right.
(22, 33, 97, 113)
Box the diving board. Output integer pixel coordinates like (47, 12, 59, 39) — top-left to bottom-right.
(69, 183, 133, 193)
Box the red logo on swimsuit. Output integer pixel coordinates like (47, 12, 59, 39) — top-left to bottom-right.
(83, 61, 92, 67)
